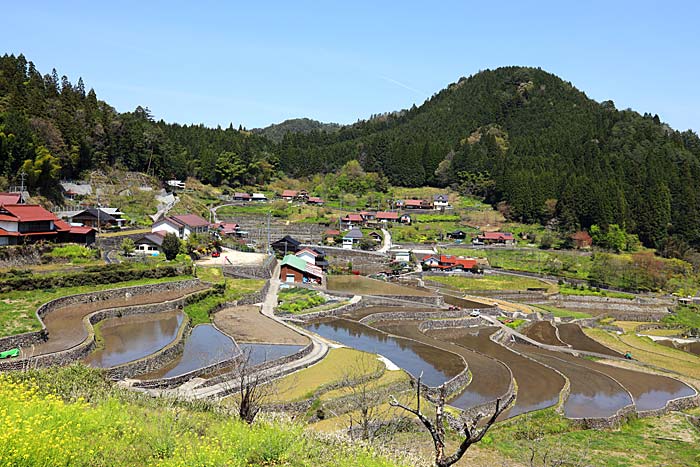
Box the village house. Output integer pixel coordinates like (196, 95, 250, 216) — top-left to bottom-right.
(69, 208, 120, 230)
(280, 254, 324, 285)
(433, 194, 450, 210)
(403, 199, 432, 210)
(295, 247, 329, 270)
(392, 249, 411, 263)
(473, 231, 515, 246)
(251, 193, 268, 202)
(133, 231, 166, 256)
(323, 229, 341, 245)
(232, 192, 251, 202)
(570, 231, 593, 249)
(399, 213, 412, 224)
(448, 230, 467, 241)
(0, 204, 94, 246)
(151, 214, 209, 240)
(0, 192, 23, 205)
(271, 235, 302, 255)
(421, 254, 478, 272)
(341, 213, 364, 229)
(281, 190, 298, 201)
(376, 211, 399, 223)
(212, 221, 246, 238)
(307, 196, 325, 205)
(368, 231, 383, 243)
(342, 228, 363, 249)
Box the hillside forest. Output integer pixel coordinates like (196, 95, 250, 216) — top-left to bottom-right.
(2, 53, 700, 252)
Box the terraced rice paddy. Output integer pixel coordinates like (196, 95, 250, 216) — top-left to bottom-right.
(24, 284, 207, 357)
(523, 321, 566, 346)
(557, 323, 622, 357)
(427, 326, 565, 418)
(372, 320, 511, 410)
(84, 310, 185, 368)
(138, 324, 239, 380)
(304, 318, 462, 387)
(326, 275, 433, 296)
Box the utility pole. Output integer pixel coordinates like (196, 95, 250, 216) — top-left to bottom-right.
(267, 210, 271, 254)
(18, 170, 27, 203)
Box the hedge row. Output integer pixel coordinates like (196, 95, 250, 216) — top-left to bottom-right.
(0, 264, 186, 293)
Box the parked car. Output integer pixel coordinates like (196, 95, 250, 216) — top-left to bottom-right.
(211, 251, 220, 258)
(470, 310, 481, 317)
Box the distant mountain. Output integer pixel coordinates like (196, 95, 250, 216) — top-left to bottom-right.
(277, 66, 700, 247)
(2, 53, 700, 247)
(254, 118, 342, 143)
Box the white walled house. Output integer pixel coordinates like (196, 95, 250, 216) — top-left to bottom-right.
(295, 247, 319, 264)
(152, 214, 209, 239)
(433, 194, 450, 210)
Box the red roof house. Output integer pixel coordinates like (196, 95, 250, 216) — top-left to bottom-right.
(474, 232, 515, 245)
(376, 211, 399, 222)
(0, 204, 94, 245)
(0, 193, 22, 205)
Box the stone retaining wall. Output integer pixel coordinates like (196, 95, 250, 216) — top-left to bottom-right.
(417, 317, 482, 332)
(0, 284, 209, 372)
(223, 255, 277, 279)
(358, 309, 476, 325)
(0, 279, 202, 352)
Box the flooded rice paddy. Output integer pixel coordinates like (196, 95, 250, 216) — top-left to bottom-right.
(139, 324, 239, 380)
(427, 327, 565, 418)
(655, 338, 700, 356)
(84, 310, 185, 368)
(27, 284, 206, 357)
(238, 343, 304, 366)
(304, 318, 462, 387)
(523, 321, 566, 346)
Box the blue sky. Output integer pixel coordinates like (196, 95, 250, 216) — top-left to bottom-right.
(3, 1, 698, 131)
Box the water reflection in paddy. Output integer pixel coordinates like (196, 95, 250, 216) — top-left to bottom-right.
(139, 324, 239, 380)
(305, 319, 462, 387)
(84, 310, 185, 368)
(238, 343, 304, 366)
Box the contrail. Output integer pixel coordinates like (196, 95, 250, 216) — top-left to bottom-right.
(379, 75, 425, 95)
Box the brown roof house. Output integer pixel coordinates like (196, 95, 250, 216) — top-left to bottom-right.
(152, 214, 209, 239)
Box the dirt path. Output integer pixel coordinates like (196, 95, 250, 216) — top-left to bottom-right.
(213, 305, 308, 345)
(27, 284, 207, 357)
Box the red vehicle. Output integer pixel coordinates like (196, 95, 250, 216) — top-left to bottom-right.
(211, 251, 221, 258)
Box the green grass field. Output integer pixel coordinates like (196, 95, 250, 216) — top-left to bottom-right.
(531, 304, 593, 319)
(559, 284, 635, 300)
(429, 274, 553, 292)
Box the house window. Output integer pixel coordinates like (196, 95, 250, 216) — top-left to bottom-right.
(285, 274, 295, 283)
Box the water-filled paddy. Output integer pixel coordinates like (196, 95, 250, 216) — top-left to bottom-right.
(523, 321, 566, 346)
(238, 343, 304, 366)
(428, 327, 565, 418)
(514, 345, 633, 418)
(139, 324, 239, 380)
(304, 318, 462, 387)
(84, 310, 185, 368)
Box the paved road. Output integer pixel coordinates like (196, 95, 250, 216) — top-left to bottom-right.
(378, 228, 392, 253)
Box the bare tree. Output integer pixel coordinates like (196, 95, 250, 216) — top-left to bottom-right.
(339, 358, 398, 442)
(228, 348, 274, 424)
(390, 376, 514, 467)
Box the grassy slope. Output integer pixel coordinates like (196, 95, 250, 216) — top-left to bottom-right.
(1, 366, 406, 467)
(0, 275, 192, 337)
(429, 274, 552, 292)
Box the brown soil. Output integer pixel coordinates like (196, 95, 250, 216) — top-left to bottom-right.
(213, 305, 308, 345)
(557, 323, 622, 357)
(428, 327, 565, 418)
(372, 320, 512, 410)
(523, 321, 567, 346)
(326, 275, 434, 296)
(26, 284, 208, 357)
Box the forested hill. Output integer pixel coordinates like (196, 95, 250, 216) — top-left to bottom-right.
(253, 118, 341, 143)
(277, 66, 700, 247)
(0, 54, 276, 198)
(2, 53, 700, 248)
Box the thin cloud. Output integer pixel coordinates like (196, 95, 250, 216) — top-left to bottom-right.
(379, 75, 425, 95)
